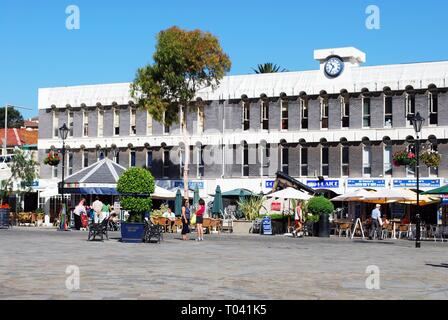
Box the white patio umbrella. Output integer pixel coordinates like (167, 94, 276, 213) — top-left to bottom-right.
(360, 189, 416, 204)
(267, 188, 312, 201)
(151, 186, 177, 200)
(331, 189, 375, 202)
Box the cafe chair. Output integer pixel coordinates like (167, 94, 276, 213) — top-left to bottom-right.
(338, 223, 352, 238)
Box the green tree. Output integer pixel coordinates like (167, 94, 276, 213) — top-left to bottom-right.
(252, 63, 287, 74)
(0, 107, 25, 128)
(131, 26, 231, 199)
(0, 148, 39, 206)
(117, 168, 155, 222)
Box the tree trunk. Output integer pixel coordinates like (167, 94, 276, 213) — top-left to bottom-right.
(182, 106, 189, 201)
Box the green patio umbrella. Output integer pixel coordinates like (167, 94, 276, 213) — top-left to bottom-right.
(193, 184, 200, 208)
(221, 188, 257, 198)
(422, 185, 448, 195)
(212, 185, 224, 218)
(175, 189, 182, 217)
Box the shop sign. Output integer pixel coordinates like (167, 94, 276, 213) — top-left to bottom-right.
(393, 179, 441, 188)
(307, 180, 340, 189)
(265, 180, 275, 189)
(173, 181, 204, 189)
(271, 202, 282, 212)
(347, 179, 385, 188)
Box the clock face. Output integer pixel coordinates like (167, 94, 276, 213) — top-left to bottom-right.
(324, 56, 344, 78)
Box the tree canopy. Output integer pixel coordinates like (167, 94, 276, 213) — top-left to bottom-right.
(0, 107, 25, 128)
(252, 63, 287, 74)
(131, 26, 232, 126)
(0, 148, 39, 205)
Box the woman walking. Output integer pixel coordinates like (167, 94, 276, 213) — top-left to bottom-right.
(181, 199, 191, 241)
(195, 199, 206, 242)
(73, 198, 86, 230)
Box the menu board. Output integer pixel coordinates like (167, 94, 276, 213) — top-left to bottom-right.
(262, 216, 272, 235)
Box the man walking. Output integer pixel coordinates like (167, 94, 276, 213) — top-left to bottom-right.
(369, 204, 383, 240)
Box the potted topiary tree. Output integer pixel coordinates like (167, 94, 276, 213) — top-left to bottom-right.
(117, 168, 155, 243)
(306, 196, 334, 237)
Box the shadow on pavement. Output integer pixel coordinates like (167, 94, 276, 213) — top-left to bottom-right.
(425, 263, 448, 269)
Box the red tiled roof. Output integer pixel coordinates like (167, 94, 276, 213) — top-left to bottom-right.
(0, 129, 38, 147)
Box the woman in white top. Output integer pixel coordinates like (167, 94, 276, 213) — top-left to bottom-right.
(74, 198, 86, 230)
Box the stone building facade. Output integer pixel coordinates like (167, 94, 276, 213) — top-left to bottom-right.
(37, 47, 448, 198)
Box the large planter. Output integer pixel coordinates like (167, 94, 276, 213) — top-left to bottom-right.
(120, 222, 145, 243)
(271, 220, 288, 235)
(232, 220, 253, 235)
(0, 208, 10, 229)
(318, 214, 330, 238)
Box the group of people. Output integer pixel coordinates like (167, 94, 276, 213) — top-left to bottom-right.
(180, 198, 206, 241)
(73, 197, 118, 230)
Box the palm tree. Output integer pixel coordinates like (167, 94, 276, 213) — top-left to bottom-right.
(252, 63, 287, 74)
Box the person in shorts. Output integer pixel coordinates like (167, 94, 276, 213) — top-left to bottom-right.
(195, 199, 206, 242)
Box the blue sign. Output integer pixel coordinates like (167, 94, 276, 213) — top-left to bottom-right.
(262, 216, 272, 235)
(265, 180, 275, 189)
(307, 180, 340, 189)
(174, 181, 204, 189)
(347, 179, 385, 188)
(393, 179, 441, 188)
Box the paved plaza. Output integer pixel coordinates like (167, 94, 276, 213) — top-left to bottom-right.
(0, 227, 447, 300)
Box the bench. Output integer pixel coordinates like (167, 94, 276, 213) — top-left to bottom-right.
(144, 220, 163, 244)
(88, 218, 110, 241)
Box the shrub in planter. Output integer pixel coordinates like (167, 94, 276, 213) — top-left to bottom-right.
(117, 168, 155, 222)
(117, 168, 155, 242)
(306, 196, 334, 237)
(238, 196, 265, 221)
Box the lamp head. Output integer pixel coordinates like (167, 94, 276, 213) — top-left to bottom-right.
(59, 123, 69, 141)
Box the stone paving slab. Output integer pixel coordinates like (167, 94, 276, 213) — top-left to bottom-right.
(0, 228, 447, 300)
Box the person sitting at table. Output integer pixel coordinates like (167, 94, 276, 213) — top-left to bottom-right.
(163, 207, 176, 232)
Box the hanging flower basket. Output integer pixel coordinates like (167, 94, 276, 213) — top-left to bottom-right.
(420, 150, 441, 168)
(44, 151, 60, 167)
(393, 150, 417, 167)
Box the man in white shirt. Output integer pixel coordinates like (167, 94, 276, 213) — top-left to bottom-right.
(162, 207, 175, 219)
(92, 197, 104, 223)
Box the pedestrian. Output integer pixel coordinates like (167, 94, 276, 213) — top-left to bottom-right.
(293, 201, 303, 238)
(369, 204, 383, 240)
(181, 199, 191, 241)
(101, 201, 111, 222)
(73, 198, 86, 230)
(92, 197, 104, 223)
(195, 199, 206, 242)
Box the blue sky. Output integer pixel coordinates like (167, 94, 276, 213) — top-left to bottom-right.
(1, 0, 447, 118)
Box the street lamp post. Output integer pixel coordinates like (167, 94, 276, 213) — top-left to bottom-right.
(410, 112, 425, 249)
(59, 124, 69, 231)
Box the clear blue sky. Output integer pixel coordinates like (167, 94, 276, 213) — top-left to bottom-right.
(1, 0, 447, 119)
